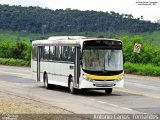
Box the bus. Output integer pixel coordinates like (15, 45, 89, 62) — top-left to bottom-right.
(31, 36, 124, 94)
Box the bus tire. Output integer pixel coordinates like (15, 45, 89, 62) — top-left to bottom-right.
(44, 73, 51, 89)
(105, 88, 112, 94)
(69, 78, 77, 94)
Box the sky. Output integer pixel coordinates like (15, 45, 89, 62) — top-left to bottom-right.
(0, 0, 159, 22)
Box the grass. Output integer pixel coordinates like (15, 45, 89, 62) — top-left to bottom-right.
(124, 62, 160, 76)
(0, 29, 44, 42)
(0, 58, 30, 67)
(0, 29, 160, 45)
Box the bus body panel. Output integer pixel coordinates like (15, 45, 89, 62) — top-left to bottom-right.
(34, 60, 75, 87)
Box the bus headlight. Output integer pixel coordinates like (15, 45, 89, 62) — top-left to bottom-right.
(83, 74, 91, 81)
(117, 77, 123, 82)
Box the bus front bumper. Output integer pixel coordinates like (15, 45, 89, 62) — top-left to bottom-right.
(79, 78, 124, 89)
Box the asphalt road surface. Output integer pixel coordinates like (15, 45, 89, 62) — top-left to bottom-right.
(0, 65, 160, 114)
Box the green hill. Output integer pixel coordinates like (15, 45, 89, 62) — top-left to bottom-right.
(0, 4, 160, 34)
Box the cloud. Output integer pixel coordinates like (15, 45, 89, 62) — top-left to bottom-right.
(0, 0, 43, 7)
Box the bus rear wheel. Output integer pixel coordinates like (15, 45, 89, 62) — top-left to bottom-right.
(69, 78, 77, 94)
(44, 74, 51, 89)
(105, 88, 112, 94)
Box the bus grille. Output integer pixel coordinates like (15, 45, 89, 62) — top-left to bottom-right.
(93, 80, 116, 87)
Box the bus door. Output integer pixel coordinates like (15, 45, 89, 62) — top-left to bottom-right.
(37, 46, 41, 81)
(74, 47, 80, 88)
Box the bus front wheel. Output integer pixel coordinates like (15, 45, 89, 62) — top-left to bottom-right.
(69, 78, 77, 94)
(105, 88, 112, 94)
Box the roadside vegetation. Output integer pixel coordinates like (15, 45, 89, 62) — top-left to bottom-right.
(0, 58, 29, 66)
(122, 35, 160, 76)
(125, 62, 160, 76)
(122, 35, 160, 66)
(141, 31, 160, 47)
(0, 30, 160, 76)
(0, 39, 31, 66)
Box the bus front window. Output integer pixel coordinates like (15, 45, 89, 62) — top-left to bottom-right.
(82, 49, 123, 71)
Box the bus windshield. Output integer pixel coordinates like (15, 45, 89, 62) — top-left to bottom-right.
(82, 49, 123, 71)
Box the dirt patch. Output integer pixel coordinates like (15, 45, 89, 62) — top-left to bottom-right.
(0, 92, 71, 114)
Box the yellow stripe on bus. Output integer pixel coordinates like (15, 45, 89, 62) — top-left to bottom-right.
(85, 73, 123, 80)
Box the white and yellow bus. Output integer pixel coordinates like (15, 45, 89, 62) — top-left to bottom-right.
(31, 36, 124, 94)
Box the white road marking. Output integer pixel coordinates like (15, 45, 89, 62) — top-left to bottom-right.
(96, 100, 133, 111)
(107, 103, 119, 107)
(89, 99, 95, 101)
(97, 101, 106, 104)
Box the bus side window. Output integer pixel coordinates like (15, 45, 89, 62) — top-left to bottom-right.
(68, 46, 75, 62)
(44, 46, 49, 60)
(40, 46, 45, 60)
(55, 46, 62, 60)
(32, 46, 37, 60)
(50, 46, 56, 60)
(62, 46, 68, 61)
(55, 46, 59, 60)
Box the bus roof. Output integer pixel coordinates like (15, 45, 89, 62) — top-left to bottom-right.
(48, 36, 86, 40)
(32, 36, 122, 46)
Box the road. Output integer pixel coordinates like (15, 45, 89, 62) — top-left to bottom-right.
(0, 65, 160, 114)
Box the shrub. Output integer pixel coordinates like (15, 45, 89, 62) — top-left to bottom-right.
(0, 40, 31, 61)
(122, 35, 160, 66)
(124, 62, 160, 76)
(0, 58, 30, 67)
